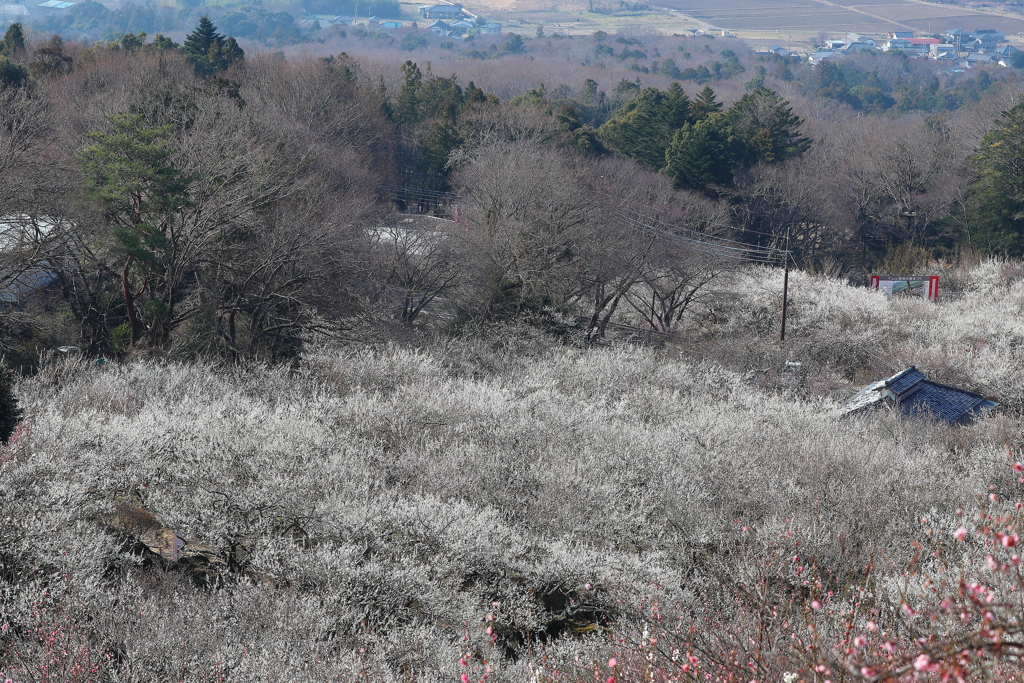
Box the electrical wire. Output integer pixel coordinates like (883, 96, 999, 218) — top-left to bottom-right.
(381, 184, 790, 265)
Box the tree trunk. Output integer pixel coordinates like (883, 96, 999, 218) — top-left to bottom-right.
(122, 257, 144, 344)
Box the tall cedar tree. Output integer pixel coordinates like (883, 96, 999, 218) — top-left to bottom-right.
(727, 86, 810, 166)
(394, 60, 423, 125)
(663, 113, 740, 190)
(689, 85, 723, 121)
(1, 23, 25, 55)
(77, 114, 190, 345)
(597, 84, 691, 171)
(970, 100, 1024, 254)
(182, 16, 244, 76)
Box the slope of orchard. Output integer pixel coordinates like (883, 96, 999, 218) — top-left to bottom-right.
(2, 261, 1024, 682)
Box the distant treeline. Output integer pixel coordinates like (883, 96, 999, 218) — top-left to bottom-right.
(1, 17, 1023, 363)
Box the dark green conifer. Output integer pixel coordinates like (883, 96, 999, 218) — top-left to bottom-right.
(182, 17, 243, 76)
(1, 23, 25, 56)
(727, 86, 810, 166)
(689, 85, 723, 120)
(662, 113, 739, 190)
(969, 99, 1024, 254)
(0, 55, 29, 90)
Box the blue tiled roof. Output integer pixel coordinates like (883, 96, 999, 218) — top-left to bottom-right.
(841, 366, 998, 424)
(885, 366, 927, 396)
(899, 380, 997, 424)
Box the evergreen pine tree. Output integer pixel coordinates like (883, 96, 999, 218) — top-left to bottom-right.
(394, 60, 422, 124)
(182, 17, 242, 76)
(727, 86, 810, 166)
(419, 121, 463, 190)
(662, 113, 739, 190)
(77, 114, 191, 345)
(1, 23, 25, 56)
(183, 16, 218, 60)
(0, 55, 29, 90)
(150, 34, 180, 51)
(663, 82, 691, 129)
(598, 87, 672, 170)
(969, 100, 1024, 254)
(689, 85, 723, 121)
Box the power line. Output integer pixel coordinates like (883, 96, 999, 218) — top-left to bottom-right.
(381, 184, 789, 265)
(618, 212, 787, 264)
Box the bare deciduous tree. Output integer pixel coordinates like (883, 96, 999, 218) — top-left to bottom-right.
(451, 138, 598, 322)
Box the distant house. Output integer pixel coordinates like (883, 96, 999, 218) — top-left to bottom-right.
(379, 20, 401, 28)
(843, 41, 873, 53)
(807, 51, 840, 64)
(427, 19, 450, 34)
(768, 45, 790, 57)
(964, 52, 995, 66)
(929, 42, 955, 55)
(846, 33, 876, 48)
(421, 3, 464, 19)
(884, 38, 910, 50)
(971, 29, 1005, 49)
(482, 22, 502, 34)
(841, 367, 998, 425)
(0, 2, 30, 15)
(825, 39, 846, 50)
(304, 14, 351, 26)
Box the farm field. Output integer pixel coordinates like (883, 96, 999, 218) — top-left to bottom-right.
(657, 0, 1024, 35)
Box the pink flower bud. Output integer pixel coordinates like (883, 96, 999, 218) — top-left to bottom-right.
(810, 600, 822, 610)
(954, 526, 968, 541)
(913, 655, 931, 671)
(608, 658, 617, 668)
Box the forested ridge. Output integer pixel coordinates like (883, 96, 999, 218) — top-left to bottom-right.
(1, 17, 1024, 366)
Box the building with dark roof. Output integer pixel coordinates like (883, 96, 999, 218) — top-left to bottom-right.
(420, 3, 464, 19)
(841, 366, 998, 424)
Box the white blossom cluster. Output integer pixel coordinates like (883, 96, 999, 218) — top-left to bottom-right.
(1, 261, 1021, 681)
